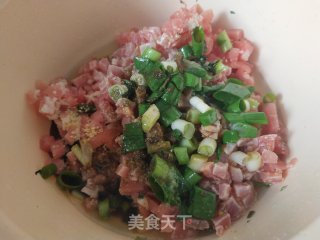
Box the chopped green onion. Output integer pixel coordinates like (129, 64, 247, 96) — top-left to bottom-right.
(192, 26, 205, 57)
(130, 72, 146, 86)
(148, 176, 165, 201)
(213, 82, 251, 105)
(188, 186, 217, 220)
(161, 83, 181, 105)
(174, 147, 190, 165)
(226, 100, 243, 113)
(57, 171, 84, 190)
(156, 100, 182, 127)
(186, 108, 201, 124)
(198, 137, 217, 157)
(150, 155, 187, 205)
(35, 163, 57, 179)
(142, 47, 161, 61)
(180, 138, 199, 154)
(194, 76, 203, 91)
(98, 199, 110, 219)
(123, 80, 136, 99)
(227, 78, 244, 85)
(171, 119, 195, 140)
(183, 59, 208, 78)
(201, 84, 225, 94)
(122, 122, 146, 153)
(147, 141, 171, 154)
(216, 144, 223, 162)
(71, 142, 92, 166)
(71, 190, 85, 200)
(184, 167, 202, 186)
(189, 96, 211, 113)
(170, 129, 183, 142)
(138, 103, 150, 116)
(77, 103, 96, 114)
(231, 122, 258, 138)
(184, 72, 200, 88)
(161, 61, 178, 72)
(222, 130, 240, 144)
(244, 151, 262, 172)
(199, 108, 217, 126)
(248, 98, 260, 110)
(188, 154, 208, 172)
(247, 86, 255, 93)
(253, 181, 271, 188)
(134, 57, 160, 74)
(224, 112, 268, 124)
(141, 104, 160, 132)
(240, 99, 251, 112)
(108, 84, 128, 102)
(145, 69, 168, 92)
(146, 90, 164, 103)
(205, 60, 229, 75)
(171, 73, 185, 91)
(216, 30, 232, 53)
(180, 45, 194, 59)
(263, 92, 277, 103)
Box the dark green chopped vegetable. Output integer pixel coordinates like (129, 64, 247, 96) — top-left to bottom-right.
(226, 100, 243, 113)
(156, 100, 182, 127)
(222, 130, 240, 144)
(170, 129, 183, 142)
(171, 73, 185, 91)
(223, 112, 268, 124)
(138, 103, 151, 116)
(184, 72, 200, 88)
(280, 185, 288, 191)
(199, 108, 217, 126)
(161, 83, 181, 105)
(216, 144, 223, 162)
(213, 82, 251, 105)
(247, 86, 255, 93)
(201, 84, 225, 94)
(146, 91, 164, 103)
(180, 45, 194, 59)
(194, 77, 203, 92)
(142, 47, 161, 62)
(134, 57, 160, 74)
(216, 30, 232, 53)
(50, 121, 61, 139)
(184, 59, 208, 78)
(123, 80, 137, 99)
(180, 138, 199, 154)
(192, 26, 205, 57)
(122, 122, 146, 153)
(247, 210, 255, 219)
(227, 78, 244, 85)
(147, 141, 171, 154)
(77, 103, 96, 114)
(174, 147, 190, 165)
(145, 69, 168, 92)
(205, 60, 228, 75)
(230, 10, 236, 14)
(150, 155, 188, 205)
(231, 122, 258, 138)
(57, 171, 84, 190)
(263, 92, 277, 103)
(149, 176, 165, 201)
(188, 186, 217, 220)
(98, 199, 110, 219)
(35, 163, 57, 179)
(253, 181, 271, 188)
(184, 167, 202, 186)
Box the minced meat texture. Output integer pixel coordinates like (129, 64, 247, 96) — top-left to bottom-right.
(92, 145, 120, 184)
(146, 123, 164, 144)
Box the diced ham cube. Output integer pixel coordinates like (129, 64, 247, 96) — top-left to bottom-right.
(262, 149, 279, 164)
(115, 163, 130, 178)
(212, 213, 231, 237)
(50, 140, 66, 159)
(218, 183, 231, 200)
(230, 166, 244, 183)
(212, 162, 230, 180)
(261, 102, 280, 134)
(39, 135, 55, 153)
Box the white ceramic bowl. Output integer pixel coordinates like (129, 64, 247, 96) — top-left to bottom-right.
(1, 0, 320, 239)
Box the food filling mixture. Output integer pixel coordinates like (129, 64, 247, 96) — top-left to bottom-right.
(27, 4, 296, 239)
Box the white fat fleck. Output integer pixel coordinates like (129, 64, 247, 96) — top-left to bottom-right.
(241, 50, 251, 61)
(187, 14, 203, 30)
(39, 96, 57, 115)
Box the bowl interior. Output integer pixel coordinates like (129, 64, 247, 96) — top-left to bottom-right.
(1, 0, 320, 239)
